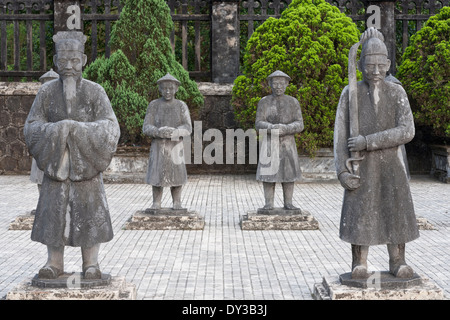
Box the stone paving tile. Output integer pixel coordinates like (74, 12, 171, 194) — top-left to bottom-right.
(0, 174, 449, 300)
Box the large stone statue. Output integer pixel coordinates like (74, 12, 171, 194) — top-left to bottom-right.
(142, 74, 192, 210)
(24, 31, 120, 280)
(334, 27, 419, 279)
(255, 70, 304, 210)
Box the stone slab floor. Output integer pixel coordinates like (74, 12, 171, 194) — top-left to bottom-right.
(0, 174, 449, 300)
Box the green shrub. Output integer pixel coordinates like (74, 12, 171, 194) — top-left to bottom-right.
(397, 7, 450, 142)
(232, 0, 360, 155)
(83, 0, 203, 145)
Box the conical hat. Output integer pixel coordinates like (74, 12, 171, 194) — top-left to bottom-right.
(157, 73, 181, 85)
(39, 68, 59, 84)
(267, 70, 291, 81)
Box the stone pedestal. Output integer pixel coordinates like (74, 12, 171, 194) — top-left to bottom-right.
(124, 208, 205, 230)
(6, 275, 136, 300)
(9, 211, 35, 230)
(313, 272, 444, 300)
(240, 208, 319, 230)
(430, 145, 450, 183)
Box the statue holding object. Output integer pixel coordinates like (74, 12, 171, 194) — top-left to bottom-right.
(334, 27, 419, 279)
(142, 74, 192, 211)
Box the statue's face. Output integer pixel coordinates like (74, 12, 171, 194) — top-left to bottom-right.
(361, 54, 390, 83)
(270, 77, 288, 96)
(55, 49, 85, 80)
(159, 82, 178, 101)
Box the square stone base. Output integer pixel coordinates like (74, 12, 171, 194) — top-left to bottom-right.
(6, 276, 136, 300)
(124, 209, 205, 230)
(240, 209, 319, 230)
(313, 275, 444, 300)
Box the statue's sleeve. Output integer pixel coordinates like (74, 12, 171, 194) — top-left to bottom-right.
(255, 98, 271, 130)
(177, 101, 192, 137)
(142, 100, 160, 138)
(333, 86, 350, 177)
(66, 85, 120, 181)
(365, 87, 415, 151)
(284, 98, 304, 135)
(24, 86, 71, 181)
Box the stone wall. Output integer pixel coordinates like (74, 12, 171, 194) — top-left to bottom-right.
(0, 81, 253, 177)
(0, 81, 433, 181)
(0, 82, 40, 174)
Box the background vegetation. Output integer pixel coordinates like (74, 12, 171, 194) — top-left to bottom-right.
(232, 0, 361, 156)
(397, 7, 450, 143)
(83, 0, 204, 146)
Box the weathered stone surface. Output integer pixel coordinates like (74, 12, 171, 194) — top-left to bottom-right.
(417, 216, 437, 230)
(313, 275, 444, 300)
(124, 210, 205, 230)
(0, 82, 40, 174)
(23, 30, 120, 279)
(334, 28, 420, 280)
(211, 2, 240, 83)
(298, 149, 337, 182)
(240, 209, 319, 230)
(31, 272, 111, 289)
(430, 145, 450, 183)
(6, 276, 136, 300)
(9, 213, 35, 230)
(339, 271, 422, 289)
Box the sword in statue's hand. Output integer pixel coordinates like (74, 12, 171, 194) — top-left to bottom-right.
(345, 36, 366, 176)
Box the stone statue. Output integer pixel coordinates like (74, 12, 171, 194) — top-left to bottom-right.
(255, 70, 304, 210)
(29, 69, 59, 203)
(334, 27, 419, 279)
(142, 74, 192, 210)
(24, 31, 120, 280)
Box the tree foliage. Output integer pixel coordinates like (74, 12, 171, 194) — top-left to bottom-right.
(83, 0, 204, 145)
(397, 7, 450, 141)
(231, 0, 360, 155)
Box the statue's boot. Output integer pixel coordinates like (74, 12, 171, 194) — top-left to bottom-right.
(151, 186, 163, 209)
(262, 182, 275, 210)
(38, 265, 63, 279)
(351, 244, 369, 279)
(171, 186, 183, 210)
(282, 182, 299, 210)
(82, 244, 102, 279)
(388, 243, 414, 278)
(38, 245, 64, 279)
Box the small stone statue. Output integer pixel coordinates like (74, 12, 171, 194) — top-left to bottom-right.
(255, 70, 304, 210)
(24, 31, 120, 280)
(29, 69, 60, 208)
(334, 27, 419, 279)
(142, 74, 192, 211)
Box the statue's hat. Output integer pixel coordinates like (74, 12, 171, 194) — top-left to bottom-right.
(39, 68, 59, 84)
(157, 73, 181, 86)
(360, 28, 388, 57)
(53, 31, 87, 53)
(267, 70, 291, 81)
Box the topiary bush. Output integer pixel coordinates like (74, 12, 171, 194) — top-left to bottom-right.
(83, 0, 204, 145)
(397, 7, 450, 142)
(232, 0, 361, 156)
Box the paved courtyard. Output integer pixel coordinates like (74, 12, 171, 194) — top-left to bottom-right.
(0, 174, 449, 300)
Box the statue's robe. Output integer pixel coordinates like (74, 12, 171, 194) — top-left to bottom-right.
(143, 99, 192, 187)
(24, 78, 120, 247)
(334, 80, 420, 246)
(255, 94, 304, 182)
